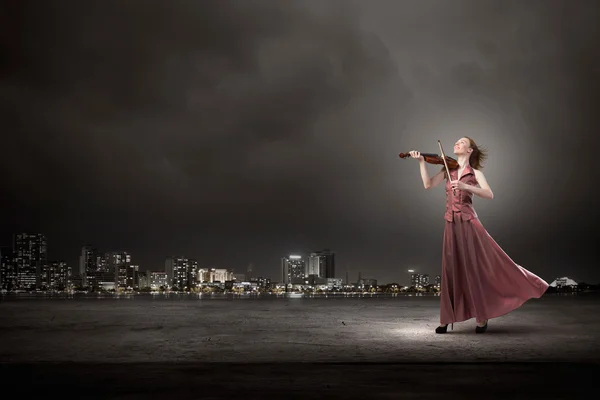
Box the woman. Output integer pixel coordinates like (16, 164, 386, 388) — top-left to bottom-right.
(409, 137, 549, 333)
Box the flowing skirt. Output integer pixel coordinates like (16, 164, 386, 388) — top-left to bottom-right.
(439, 214, 549, 325)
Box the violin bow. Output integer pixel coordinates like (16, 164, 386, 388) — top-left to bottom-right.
(438, 140, 456, 196)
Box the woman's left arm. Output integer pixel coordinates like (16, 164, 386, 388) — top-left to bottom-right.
(469, 170, 494, 199)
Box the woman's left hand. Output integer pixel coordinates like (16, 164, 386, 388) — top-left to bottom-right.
(450, 180, 469, 191)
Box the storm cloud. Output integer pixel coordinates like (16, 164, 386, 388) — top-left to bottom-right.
(2, 0, 599, 283)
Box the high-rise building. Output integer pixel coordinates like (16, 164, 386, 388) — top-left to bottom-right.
(411, 273, 430, 289)
(13, 233, 47, 290)
(165, 256, 197, 290)
(307, 254, 320, 276)
(85, 253, 114, 290)
(307, 250, 335, 278)
(165, 256, 177, 287)
(189, 259, 198, 288)
(97, 254, 109, 273)
(281, 258, 288, 285)
(138, 271, 150, 289)
(48, 261, 72, 290)
(150, 271, 168, 290)
(137, 271, 166, 290)
(0, 246, 16, 291)
(107, 251, 133, 289)
(281, 255, 305, 285)
(79, 245, 97, 287)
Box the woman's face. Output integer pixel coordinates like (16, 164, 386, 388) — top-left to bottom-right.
(453, 137, 472, 155)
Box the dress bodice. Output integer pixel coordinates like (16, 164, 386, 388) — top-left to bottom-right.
(444, 164, 479, 222)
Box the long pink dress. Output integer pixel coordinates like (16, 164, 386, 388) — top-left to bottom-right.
(439, 165, 549, 325)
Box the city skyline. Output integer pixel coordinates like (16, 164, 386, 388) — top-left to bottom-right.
(1, 230, 426, 291)
(3, 1, 599, 285)
(1, 231, 596, 288)
(2, 232, 356, 285)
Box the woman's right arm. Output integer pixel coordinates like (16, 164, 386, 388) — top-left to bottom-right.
(409, 150, 445, 189)
(425, 169, 445, 190)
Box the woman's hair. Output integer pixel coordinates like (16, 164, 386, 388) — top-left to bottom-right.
(465, 136, 488, 170)
(440, 137, 488, 178)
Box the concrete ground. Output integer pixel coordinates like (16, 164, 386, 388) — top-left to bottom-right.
(1, 293, 599, 398)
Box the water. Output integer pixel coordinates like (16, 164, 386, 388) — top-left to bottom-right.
(0, 291, 442, 302)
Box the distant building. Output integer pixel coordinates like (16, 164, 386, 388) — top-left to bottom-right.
(0, 246, 16, 291)
(198, 268, 233, 284)
(84, 252, 115, 291)
(13, 233, 47, 290)
(411, 273, 429, 289)
(189, 259, 198, 287)
(97, 254, 109, 273)
(138, 271, 150, 289)
(307, 254, 320, 276)
(281, 255, 305, 286)
(150, 272, 168, 290)
(107, 251, 135, 289)
(233, 273, 246, 282)
(165, 256, 197, 290)
(358, 278, 377, 290)
(252, 277, 271, 289)
(307, 249, 335, 279)
(306, 274, 327, 286)
(99, 281, 115, 291)
(79, 245, 98, 287)
(327, 278, 343, 289)
(48, 261, 72, 290)
(550, 277, 578, 288)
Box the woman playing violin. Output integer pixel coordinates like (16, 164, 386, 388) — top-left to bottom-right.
(408, 137, 548, 334)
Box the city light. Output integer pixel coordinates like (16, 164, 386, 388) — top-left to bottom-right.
(289, 255, 301, 259)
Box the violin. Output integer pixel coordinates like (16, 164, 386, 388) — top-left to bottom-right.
(398, 152, 459, 169)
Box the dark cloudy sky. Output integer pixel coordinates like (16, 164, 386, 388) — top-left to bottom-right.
(2, 0, 599, 285)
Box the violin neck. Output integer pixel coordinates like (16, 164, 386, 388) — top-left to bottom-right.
(420, 153, 439, 157)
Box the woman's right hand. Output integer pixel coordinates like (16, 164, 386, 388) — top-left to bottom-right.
(409, 150, 424, 161)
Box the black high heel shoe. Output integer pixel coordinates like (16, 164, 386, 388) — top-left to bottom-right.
(475, 321, 488, 333)
(435, 323, 453, 334)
